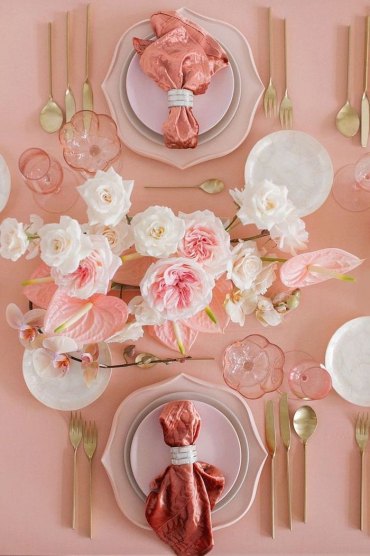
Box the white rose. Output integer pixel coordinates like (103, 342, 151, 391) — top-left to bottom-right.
(106, 321, 144, 343)
(39, 216, 92, 274)
(225, 289, 258, 326)
(131, 206, 185, 258)
(128, 296, 165, 325)
(0, 218, 28, 261)
(270, 213, 308, 255)
(227, 241, 262, 290)
(230, 180, 291, 228)
(78, 168, 134, 226)
(84, 220, 134, 255)
(25, 214, 44, 260)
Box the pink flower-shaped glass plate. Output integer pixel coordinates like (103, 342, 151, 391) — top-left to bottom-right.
(223, 334, 285, 399)
(59, 111, 121, 176)
(102, 373, 267, 530)
(102, 7, 263, 169)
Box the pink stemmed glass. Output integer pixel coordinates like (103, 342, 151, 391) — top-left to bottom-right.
(332, 153, 370, 212)
(18, 148, 78, 214)
(282, 350, 332, 400)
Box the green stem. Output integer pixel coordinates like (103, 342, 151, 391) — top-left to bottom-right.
(205, 306, 217, 324)
(231, 230, 270, 243)
(261, 256, 288, 263)
(70, 355, 214, 368)
(225, 214, 240, 232)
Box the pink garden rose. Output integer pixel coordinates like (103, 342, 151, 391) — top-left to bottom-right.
(177, 210, 232, 277)
(140, 258, 215, 321)
(51, 235, 121, 299)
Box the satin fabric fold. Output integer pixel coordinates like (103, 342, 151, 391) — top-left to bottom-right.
(133, 11, 229, 149)
(145, 400, 225, 556)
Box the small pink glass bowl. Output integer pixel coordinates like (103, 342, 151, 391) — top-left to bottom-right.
(59, 110, 121, 176)
(222, 334, 285, 400)
(282, 350, 332, 400)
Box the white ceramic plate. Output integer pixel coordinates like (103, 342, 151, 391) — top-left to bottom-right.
(0, 154, 11, 211)
(244, 131, 334, 217)
(126, 53, 235, 135)
(102, 374, 266, 530)
(130, 400, 241, 501)
(22, 343, 112, 411)
(102, 7, 263, 169)
(325, 317, 370, 406)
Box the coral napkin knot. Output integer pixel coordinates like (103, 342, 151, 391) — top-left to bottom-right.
(145, 400, 225, 555)
(133, 10, 229, 149)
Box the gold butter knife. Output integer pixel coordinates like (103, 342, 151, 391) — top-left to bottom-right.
(82, 4, 93, 112)
(361, 16, 370, 147)
(279, 392, 292, 530)
(265, 400, 276, 539)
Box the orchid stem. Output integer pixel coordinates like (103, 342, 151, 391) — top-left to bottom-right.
(70, 355, 215, 368)
(231, 230, 270, 243)
(308, 265, 355, 282)
(225, 215, 240, 232)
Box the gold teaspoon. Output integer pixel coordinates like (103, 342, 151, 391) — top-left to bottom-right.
(144, 178, 225, 194)
(40, 22, 64, 133)
(65, 12, 76, 122)
(293, 405, 318, 523)
(336, 26, 360, 137)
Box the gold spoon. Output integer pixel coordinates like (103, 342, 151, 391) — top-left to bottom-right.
(144, 178, 225, 194)
(336, 25, 360, 137)
(293, 405, 318, 523)
(65, 12, 76, 122)
(82, 4, 93, 112)
(40, 22, 64, 133)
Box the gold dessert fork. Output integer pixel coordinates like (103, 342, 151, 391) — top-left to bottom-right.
(83, 421, 98, 538)
(263, 8, 278, 117)
(279, 18, 293, 129)
(69, 411, 82, 529)
(355, 413, 369, 531)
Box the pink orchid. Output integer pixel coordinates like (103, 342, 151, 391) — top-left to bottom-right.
(81, 343, 100, 387)
(32, 336, 79, 378)
(280, 248, 364, 288)
(6, 303, 45, 348)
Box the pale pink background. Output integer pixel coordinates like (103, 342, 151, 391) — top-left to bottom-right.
(0, 0, 370, 554)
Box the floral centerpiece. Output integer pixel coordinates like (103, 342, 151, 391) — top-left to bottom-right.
(0, 168, 363, 386)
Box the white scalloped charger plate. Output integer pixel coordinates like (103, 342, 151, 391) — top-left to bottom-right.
(0, 154, 11, 212)
(102, 374, 266, 530)
(102, 8, 263, 169)
(325, 317, 370, 406)
(244, 131, 334, 217)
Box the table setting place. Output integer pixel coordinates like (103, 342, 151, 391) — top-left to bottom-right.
(1, 1, 370, 555)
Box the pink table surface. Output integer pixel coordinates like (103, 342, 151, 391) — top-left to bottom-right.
(1, 0, 370, 554)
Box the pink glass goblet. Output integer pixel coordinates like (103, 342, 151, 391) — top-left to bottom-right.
(332, 153, 370, 212)
(18, 148, 78, 214)
(282, 350, 332, 400)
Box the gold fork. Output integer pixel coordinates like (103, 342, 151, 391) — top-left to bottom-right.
(355, 413, 369, 531)
(69, 411, 83, 529)
(83, 421, 98, 538)
(263, 7, 278, 117)
(279, 18, 293, 129)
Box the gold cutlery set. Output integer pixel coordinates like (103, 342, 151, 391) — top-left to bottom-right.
(69, 412, 97, 538)
(336, 17, 370, 145)
(265, 394, 317, 538)
(40, 5, 93, 134)
(263, 8, 293, 129)
(355, 413, 369, 532)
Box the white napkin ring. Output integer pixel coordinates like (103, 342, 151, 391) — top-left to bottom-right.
(170, 445, 197, 465)
(168, 89, 194, 108)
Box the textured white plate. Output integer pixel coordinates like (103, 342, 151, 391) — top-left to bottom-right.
(325, 317, 370, 406)
(22, 343, 112, 411)
(244, 131, 334, 217)
(0, 154, 11, 211)
(102, 374, 266, 530)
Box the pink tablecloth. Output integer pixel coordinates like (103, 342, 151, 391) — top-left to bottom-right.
(0, 1, 369, 554)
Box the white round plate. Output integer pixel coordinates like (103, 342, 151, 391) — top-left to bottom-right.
(244, 131, 334, 217)
(126, 53, 234, 135)
(0, 154, 11, 211)
(129, 400, 241, 502)
(22, 343, 112, 411)
(325, 317, 370, 406)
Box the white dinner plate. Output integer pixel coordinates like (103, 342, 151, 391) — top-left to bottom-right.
(244, 131, 334, 217)
(325, 316, 370, 406)
(22, 343, 112, 411)
(129, 400, 241, 502)
(0, 154, 11, 212)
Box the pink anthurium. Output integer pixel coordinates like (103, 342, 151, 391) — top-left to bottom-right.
(6, 303, 45, 348)
(22, 262, 57, 309)
(32, 336, 79, 378)
(81, 343, 100, 387)
(186, 276, 232, 333)
(280, 248, 364, 288)
(148, 320, 198, 354)
(43, 290, 128, 345)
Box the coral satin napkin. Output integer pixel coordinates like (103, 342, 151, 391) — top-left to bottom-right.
(145, 401, 225, 555)
(133, 11, 229, 149)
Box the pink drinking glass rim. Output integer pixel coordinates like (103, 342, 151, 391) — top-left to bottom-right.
(59, 110, 122, 176)
(18, 147, 53, 181)
(279, 349, 332, 400)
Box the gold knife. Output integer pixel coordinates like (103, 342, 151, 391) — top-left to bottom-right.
(279, 392, 292, 530)
(82, 4, 93, 112)
(265, 400, 276, 539)
(361, 16, 370, 147)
